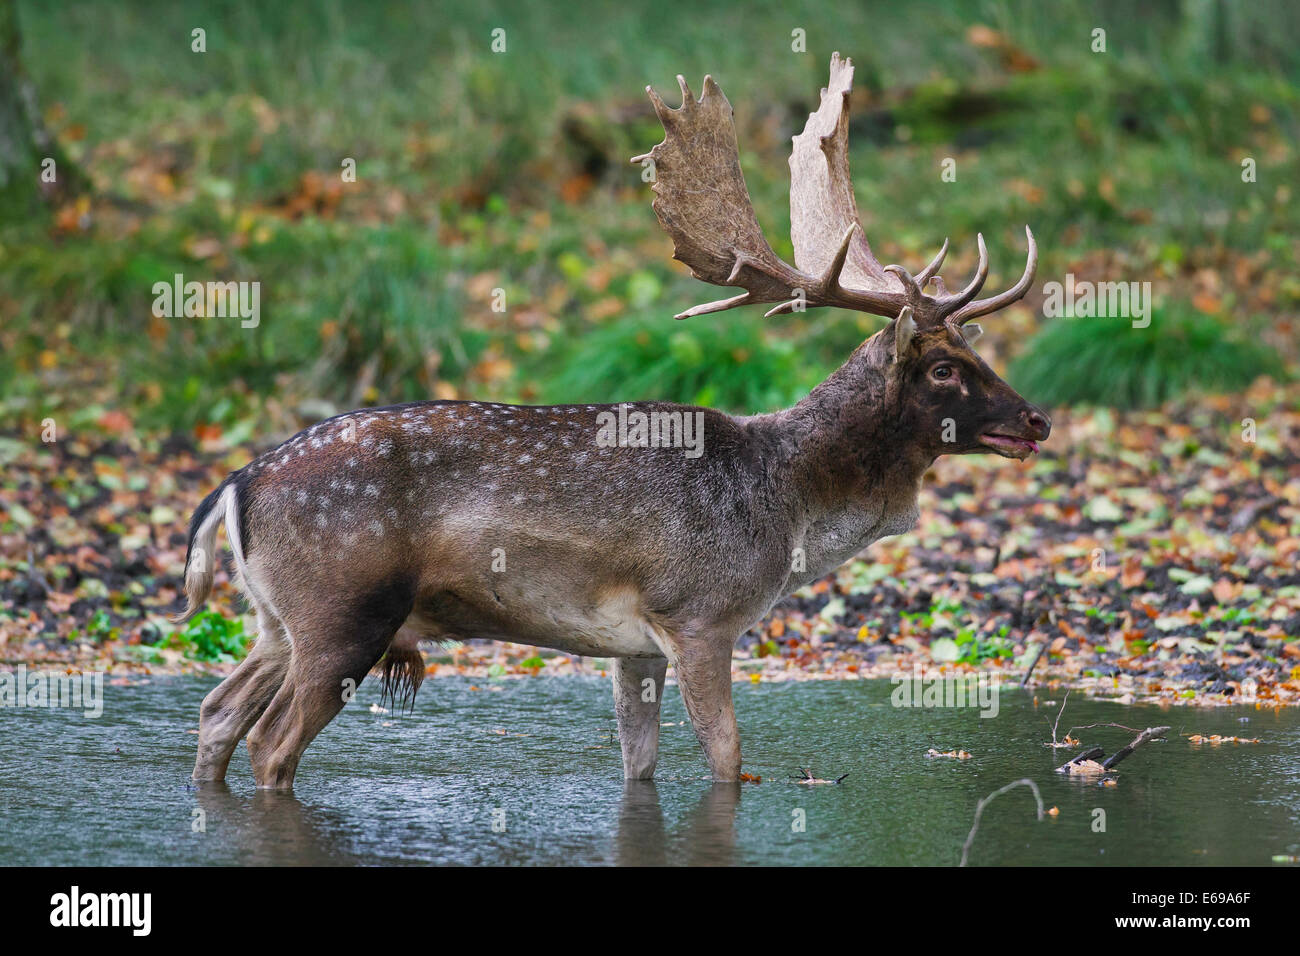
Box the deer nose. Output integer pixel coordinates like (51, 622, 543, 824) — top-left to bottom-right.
(1021, 405, 1051, 440)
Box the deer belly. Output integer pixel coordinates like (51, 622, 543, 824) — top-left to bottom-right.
(407, 585, 665, 659)
(542, 603, 666, 658)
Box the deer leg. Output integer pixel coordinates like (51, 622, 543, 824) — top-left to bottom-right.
(193, 610, 291, 782)
(247, 641, 389, 791)
(668, 633, 741, 782)
(247, 586, 412, 790)
(612, 657, 669, 780)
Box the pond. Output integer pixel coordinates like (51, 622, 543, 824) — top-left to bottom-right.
(1, 675, 1296, 865)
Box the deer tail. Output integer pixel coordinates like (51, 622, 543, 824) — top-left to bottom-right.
(171, 479, 238, 625)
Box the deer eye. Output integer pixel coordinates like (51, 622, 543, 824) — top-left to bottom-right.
(931, 364, 956, 382)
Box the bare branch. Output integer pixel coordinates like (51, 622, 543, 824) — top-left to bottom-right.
(1062, 722, 1144, 739)
(1050, 690, 1071, 745)
(959, 778, 1045, 867)
(1102, 726, 1170, 771)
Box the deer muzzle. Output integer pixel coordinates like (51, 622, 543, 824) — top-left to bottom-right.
(977, 404, 1051, 460)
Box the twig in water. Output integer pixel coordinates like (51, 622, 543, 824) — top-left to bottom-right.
(1055, 746, 1106, 774)
(1055, 727, 1170, 775)
(1048, 690, 1071, 745)
(959, 778, 1044, 867)
(1102, 726, 1170, 771)
(791, 768, 849, 785)
(1062, 721, 1143, 740)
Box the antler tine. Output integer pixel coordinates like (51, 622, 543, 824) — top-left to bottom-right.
(820, 222, 857, 292)
(643, 85, 675, 127)
(764, 222, 908, 318)
(915, 238, 949, 285)
(676, 74, 695, 105)
(675, 292, 755, 320)
(883, 263, 924, 307)
(951, 226, 1038, 325)
(939, 233, 989, 316)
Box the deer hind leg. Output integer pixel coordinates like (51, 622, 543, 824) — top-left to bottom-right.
(193, 608, 291, 782)
(666, 632, 742, 782)
(246, 584, 412, 790)
(612, 657, 669, 780)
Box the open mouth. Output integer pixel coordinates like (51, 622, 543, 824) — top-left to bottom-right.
(978, 432, 1040, 459)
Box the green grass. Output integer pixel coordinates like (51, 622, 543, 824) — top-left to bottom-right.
(3, 0, 1298, 431)
(1009, 302, 1288, 409)
(538, 309, 875, 412)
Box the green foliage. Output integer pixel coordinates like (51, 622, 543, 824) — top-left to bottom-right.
(538, 314, 799, 411)
(69, 609, 119, 643)
(953, 624, 1015, 665)
(538, 311, 872, 413)
(0, 219, 497, 431)
(167, 611, 248, 663)
(246, 224, 494, 406)
(3, 0, 1297, 427)
(919, 600, 1012, 665)
(1009, 304, 1287, 409)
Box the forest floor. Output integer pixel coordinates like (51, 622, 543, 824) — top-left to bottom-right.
(3, 377, 1298, 710)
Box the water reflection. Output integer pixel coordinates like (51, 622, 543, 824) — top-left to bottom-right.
(192, 778, 742, 866)
(193, 782, 361, 866)
(615, 782, 667, 865)
(616, 782, 741, 866)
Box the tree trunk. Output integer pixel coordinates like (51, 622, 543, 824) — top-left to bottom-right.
(0, 0, 80, 222)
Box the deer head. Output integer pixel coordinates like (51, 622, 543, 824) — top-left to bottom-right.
(632, 52, 1049, 463)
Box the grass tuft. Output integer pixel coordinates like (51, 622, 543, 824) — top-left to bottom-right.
(1009, 303, 1286, 409)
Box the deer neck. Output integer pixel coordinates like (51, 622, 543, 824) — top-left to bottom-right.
(766, 331, 931, 536)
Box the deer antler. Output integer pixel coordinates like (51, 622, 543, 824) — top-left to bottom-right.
(630, 75, 811, 319)
(634, 53, 1037, 328)
(787, 52, 907, 308)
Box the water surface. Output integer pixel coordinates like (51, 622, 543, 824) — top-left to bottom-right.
(1, 676, 1296, 865)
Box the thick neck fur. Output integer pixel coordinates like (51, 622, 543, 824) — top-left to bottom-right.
(757, 327, 934, 519)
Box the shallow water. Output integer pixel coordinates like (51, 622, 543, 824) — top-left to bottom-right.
(1, 675, 1297, 865)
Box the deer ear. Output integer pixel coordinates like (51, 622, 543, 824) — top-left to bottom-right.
(894, 306, 916, 359)
(961, 322, 983, 345)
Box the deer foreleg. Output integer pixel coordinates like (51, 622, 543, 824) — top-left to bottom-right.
(667, 633, 741, 782)
(612, 657, 669, 780)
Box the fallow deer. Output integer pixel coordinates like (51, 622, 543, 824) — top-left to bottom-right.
(177, 53, 1048, 788)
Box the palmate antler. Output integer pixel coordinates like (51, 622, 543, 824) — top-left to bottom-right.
(632, 52, 1036, 331)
